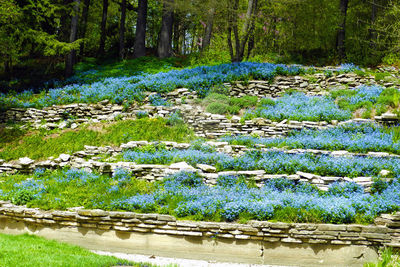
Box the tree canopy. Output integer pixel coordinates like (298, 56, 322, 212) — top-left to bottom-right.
(1, 0, 400, 87)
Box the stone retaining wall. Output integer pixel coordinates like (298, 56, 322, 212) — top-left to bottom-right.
(1, 74, 399, 137)
(0, 201, 399, 266)
(227, 73, 394, 98)
(2, 138, 398, 191)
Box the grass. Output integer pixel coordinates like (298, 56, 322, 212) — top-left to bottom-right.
(365, 248, 400, 267)
(72, 56, 189, 84)
(1, 169, 396, 224)
(331, 86, 400, 118)
(202, 93, 258, 115)
(0, 169, 155, 210)
(0, 233, 151, 267)
(0, 118, 196, 161)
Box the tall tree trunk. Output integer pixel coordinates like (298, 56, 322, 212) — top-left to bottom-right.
(337, 0, 349, 61)
(79, 0, 91, 57)
(157, 0, 174, 58)
(119, 0, 127, 60)
(98, 0, 109, 56)
(133, 0, 148, 58)
(369, 0, 377, 48)
(227, 0, 257, 62)
(201, 7, 215, 51)
(65, 0, 80, 78)
(173, 13, 180, 54)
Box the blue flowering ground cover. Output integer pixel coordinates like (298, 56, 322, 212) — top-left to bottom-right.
(0, 62, 304, 110)
(243, 92, 352, 122)
(221, 122, 400, 154)
(243, 85, 400, 122)
(122, 147, 400, 178)
(2, 169, 399, 224)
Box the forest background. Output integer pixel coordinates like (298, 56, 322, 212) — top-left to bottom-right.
(1, 0, 400, 91)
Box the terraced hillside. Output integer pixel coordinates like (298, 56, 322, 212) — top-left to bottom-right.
(1, 62, 400, 266)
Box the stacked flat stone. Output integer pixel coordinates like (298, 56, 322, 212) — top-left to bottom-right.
(0, 201, 398, 248)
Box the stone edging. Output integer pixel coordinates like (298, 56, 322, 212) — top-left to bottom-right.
(0, 201, 399, 265)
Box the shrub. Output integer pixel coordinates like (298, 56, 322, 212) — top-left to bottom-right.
(206, 102, 230, 114)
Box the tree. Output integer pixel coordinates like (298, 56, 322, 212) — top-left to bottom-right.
(337, 0, 350, 61)
(157, 0, 174, 58)
(133, 0, 148, 58)
(227, 0, 258, 62)
(201, 5, 216, 51)
(98, 0, 109, 56)
(0, 0, 21, 74)
(79, 0, 91, 57)
(66, 0, 80, 77)
(119, 0, 127, 59)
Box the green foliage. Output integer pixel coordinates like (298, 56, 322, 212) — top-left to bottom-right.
(365, 248, 400, 267)
(377, 88, 400, 108)
(202, 93, 258, 115)
(11, 189, 34, 205)
(382, 53, 400, 66)
(0, 118, 195, 161)
(374, 72, 391, 81)
(73, 56, 185, 84)
(0, 233, 155, 267)
(272, 207, 323, 224)
(229, 96, 258, 108)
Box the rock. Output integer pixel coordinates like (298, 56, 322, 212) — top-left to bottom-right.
(381, 112, 398, 120)
(58, 121, 68, 129)
(380, 170, 391, 176)
(71, 123, 78, 129)
(196, 164, 216, 173)
(19, 157, 34, 166)
(368, 152, 390, 157)
(230, 116, 241, 123)
(251, 130, 264, 136)
(170, 162, 195, 171)
(59, 154, 71, 162)
(296, 171, 317, 180)
(331, 150, 349, 157)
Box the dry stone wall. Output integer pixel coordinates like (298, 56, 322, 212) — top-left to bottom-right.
(0, 200, 399, 249)
(228, 73, 394, 98)
(1, 140, 397, 191)
(1, 73, 399, 136)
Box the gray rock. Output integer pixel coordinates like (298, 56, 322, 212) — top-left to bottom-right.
(59, 154, 71, 162)
(196, 164, 216, 173)
(170, 162, 195, 171)
(19, 157, 34, 166)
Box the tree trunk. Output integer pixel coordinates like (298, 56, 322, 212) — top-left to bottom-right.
(133, 0, 148, 58)
(337, 0, 349, 61)
(65, 0, 80, 78)
(98, 0, 109, 56)
(227, 0, 257, 62)
(201, 7, 215, 51)
(157, 0, 174, 58)
(173, 13, 180, 54)
(369, 0, 377, 48)
(119, 0, 127, 60)
(79, 0, 91, 57)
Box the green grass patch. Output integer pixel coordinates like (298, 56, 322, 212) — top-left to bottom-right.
(73, 56, 189, 84)
(365, 247, 400, 267)
(0, 233, 148, 267)
(202, 93, 258, 115)
(331, 86, 400, 118)
(0, 169, 155, 210)
(0, 118, 195, 161)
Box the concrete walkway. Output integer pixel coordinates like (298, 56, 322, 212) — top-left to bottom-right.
(92, 250, 288, 267)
